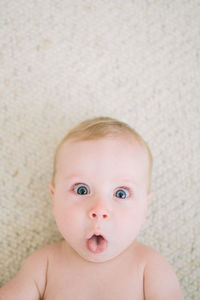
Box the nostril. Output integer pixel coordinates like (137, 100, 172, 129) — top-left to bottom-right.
(89, 211, 109, 219)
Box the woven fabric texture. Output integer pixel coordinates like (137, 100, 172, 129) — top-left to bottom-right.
(0, 1, 200, 299)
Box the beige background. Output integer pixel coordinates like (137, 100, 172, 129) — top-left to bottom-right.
(0, 0, 200, 298)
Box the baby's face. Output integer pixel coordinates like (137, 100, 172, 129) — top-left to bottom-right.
(49, 136, 151, 263)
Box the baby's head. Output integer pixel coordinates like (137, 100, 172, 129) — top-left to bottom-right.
(49, 117, 153, 262)
(51, 116, 153, 192)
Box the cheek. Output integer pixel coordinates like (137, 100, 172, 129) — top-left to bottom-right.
(115, 201, 147, 228)
(53, 203, 83, 232)
(113, 207, 134, 230)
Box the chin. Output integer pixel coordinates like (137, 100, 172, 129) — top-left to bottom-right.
(76, 247, 123, 264)
(85, 254, 115, 263)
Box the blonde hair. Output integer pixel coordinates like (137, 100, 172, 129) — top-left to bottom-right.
(51, 116, 153, 192)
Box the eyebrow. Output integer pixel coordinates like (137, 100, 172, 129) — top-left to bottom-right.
(64, 175, 138, 186)
(115, 179, 138, 186)
(63, 175, 88, 182)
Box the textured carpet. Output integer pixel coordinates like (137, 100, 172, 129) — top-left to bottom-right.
(0, 1, 200, 299)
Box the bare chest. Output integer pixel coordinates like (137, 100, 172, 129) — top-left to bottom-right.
(43, 264, 144, 300)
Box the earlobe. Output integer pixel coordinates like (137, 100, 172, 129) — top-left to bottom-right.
(48, 183, 55, 197)
(48, 183, 56, 217)
(147, 191, 153, 204)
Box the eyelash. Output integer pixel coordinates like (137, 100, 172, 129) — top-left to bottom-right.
(71, 183, 132, 199)
(72, 183, 90, 195)
(116, 186, 131, 198)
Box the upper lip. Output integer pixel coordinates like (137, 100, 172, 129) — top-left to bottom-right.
(87, 231, 107, 240)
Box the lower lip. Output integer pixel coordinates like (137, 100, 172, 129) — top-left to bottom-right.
(86, 237, 108, 254)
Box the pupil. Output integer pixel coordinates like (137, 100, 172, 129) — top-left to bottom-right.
(116, 190, 126, 199)
(77, 186, 87, 195)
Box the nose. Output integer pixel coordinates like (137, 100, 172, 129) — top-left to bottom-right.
(88, 204, 110, 220)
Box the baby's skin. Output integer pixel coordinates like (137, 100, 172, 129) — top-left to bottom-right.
(0, 136, 184, 299)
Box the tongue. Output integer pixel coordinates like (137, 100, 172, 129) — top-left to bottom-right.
(87, 235, 108, 253)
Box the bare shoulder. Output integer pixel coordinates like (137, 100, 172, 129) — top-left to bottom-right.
(135, 242, 184, 300)
(0, 241, 62, 300)
(19, 241, 63, 285)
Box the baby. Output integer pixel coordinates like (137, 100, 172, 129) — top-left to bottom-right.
(0, 116, 184, 300)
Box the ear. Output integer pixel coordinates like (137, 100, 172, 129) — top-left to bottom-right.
(48, 183, 56, 217)
(146, 191, 153, 204)
(142, 191, 153, 225)
(48, 183, 55, 197)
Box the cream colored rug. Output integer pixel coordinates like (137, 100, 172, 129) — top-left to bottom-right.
(0, 1, 199, 298)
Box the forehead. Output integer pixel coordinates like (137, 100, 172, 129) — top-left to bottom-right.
(56, 137, 149, 183)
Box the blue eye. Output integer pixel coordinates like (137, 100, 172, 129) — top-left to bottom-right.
(74, 185, 89, 195)
(115, 189, 129, 199)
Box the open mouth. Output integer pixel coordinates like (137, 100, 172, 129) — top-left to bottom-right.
(86, 234, 108, 254)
